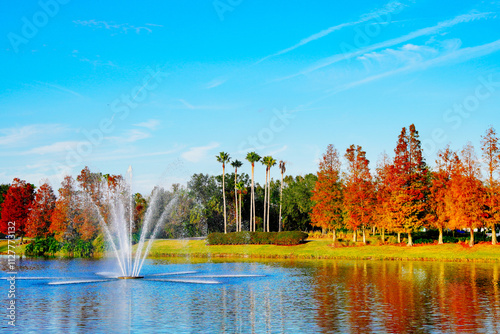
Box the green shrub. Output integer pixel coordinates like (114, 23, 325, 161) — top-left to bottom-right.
(207, 231, 308, 246)
(25, 236, 61, 256)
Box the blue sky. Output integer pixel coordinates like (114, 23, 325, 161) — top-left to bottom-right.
(1, 0, 499, 194)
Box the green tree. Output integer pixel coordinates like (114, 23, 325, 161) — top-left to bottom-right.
(279, 161, 286, 232)
(216, 152, 231, 233)
(282, 174, 317, 231)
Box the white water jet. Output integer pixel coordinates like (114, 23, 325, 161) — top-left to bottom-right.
(84, 166, 175, 278)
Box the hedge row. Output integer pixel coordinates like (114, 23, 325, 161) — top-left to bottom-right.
(207, 231, 308, 246)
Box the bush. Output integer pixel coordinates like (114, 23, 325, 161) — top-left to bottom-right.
(207, 231, 308, 246)
(25, 237, 61, 256)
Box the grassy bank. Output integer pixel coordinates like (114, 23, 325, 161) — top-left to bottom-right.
(148, 239, 500, 262)
(3, 238, 500, 262)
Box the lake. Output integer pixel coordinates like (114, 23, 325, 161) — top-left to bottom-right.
(1, 257, 500, 333)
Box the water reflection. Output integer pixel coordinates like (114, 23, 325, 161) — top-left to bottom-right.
(2, 257, 500, 333)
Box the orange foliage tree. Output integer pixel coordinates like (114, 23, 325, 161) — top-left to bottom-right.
(344, 145, 374, 243)
(50, 176, 84, 243)
(446, 143, 485, 247)
(481, 126, 500, 245)
(0, 178, 35, 243)
(427, 146, 456, 244)
(374, 152, 395, 242)
(26, 182, 56, 238)
(389, 124, 429, 246)
(311, 144, 344, 241)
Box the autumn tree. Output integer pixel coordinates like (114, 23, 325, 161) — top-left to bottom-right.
(50, 176, 83, 243)
(446, 143, 485, 247)
(344, 145, 374, 243)
(26, 182, 56, 238)
(390, 125, 429, 246)
(0, 178, 35, 243)
(481, 126, 500, 245)
(427, 146, 456, 244)
(311, 144, 344, 242)
(374, 152, 394, 242)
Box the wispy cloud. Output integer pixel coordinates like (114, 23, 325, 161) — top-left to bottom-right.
(134, 119, 160, 130)
(325, 38, 500, 96)
(35, 81, 83, 98)
(73, 20, 161, 34)
(0, 124, 67, 146)
(257, 0, 408, 64)
(280, 11, 493, 81)
(182, 142, 220, 163)
(26, 141, 85, 155)
(106, 129, 151, 143)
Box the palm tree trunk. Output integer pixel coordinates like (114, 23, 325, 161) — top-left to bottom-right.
(223, 166, 226, 234)
(239, 192, 242, 232)
(279, 172, 283, 232)
(251, 165, 255, 232)
(234, 171, 238, 232)
(266, 171, 271, 232)
(263, 169, 268, 232)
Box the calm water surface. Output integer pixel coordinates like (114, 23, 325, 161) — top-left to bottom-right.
(1, 257, 500, 333)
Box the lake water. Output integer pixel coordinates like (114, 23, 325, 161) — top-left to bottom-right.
(1, 257, 500, 333)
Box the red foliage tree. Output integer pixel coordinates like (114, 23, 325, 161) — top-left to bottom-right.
(0, 178, 35, 243)
(446, 143, 485, 247)
(373, 152, 395, 242)
(344, 145, 374, 243)
(310, 144, 344, 241)
(481, 126, 500, 245)
(427, 146, 456, 244)
(389, 124, 428, 246)
(26, 182, 56, 238)
(50, 176, 83, 243)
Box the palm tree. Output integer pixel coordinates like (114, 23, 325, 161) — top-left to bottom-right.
(261, 157, 269, 232)
(265, 156, 277, 232)
(231, 160, 243, 231)
(278, 160, 286, 232)
(236, 181, 245, 232)
(216, 152, 231, 233)
(246, 152, 261, 232)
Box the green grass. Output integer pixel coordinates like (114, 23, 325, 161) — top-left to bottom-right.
(148, 238, 500, 262)
(4, 238, 500, 262)
(0, 240, 29, 255)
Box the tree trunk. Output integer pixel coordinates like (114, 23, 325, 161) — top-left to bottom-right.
(372, 226, 376, 234)
(267, 175, 271, 233)
(353, 230, 357, 242)
(279, 172, 283, 232)
(234, 170, 238, 232)
(381, 228, 385, 243)
(362, 228, 366, 244)
(239, 192, 242, 232)
(223, 166, 226, 234)
(263, 169, 268, 232)
(332, 229, 337, 243)
(251, 165, 255, 232)
(492, 223, 497, 245)
(397, 232, 401, 244)
(438, 227, 443, 245)
(407, 231, 413, 247)
(470, 229, 475, 247)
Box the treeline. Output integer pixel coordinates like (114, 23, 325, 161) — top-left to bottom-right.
(311, 124, 500, 247)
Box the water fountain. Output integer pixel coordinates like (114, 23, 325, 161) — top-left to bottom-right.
(85, 166, 176, 279)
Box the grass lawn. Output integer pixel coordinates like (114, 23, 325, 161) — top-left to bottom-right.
(148, 238, 500, 262)
(2, 238, 500, 262)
